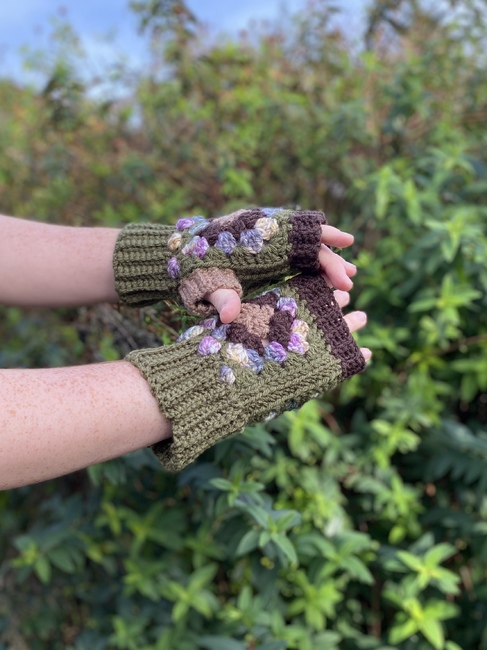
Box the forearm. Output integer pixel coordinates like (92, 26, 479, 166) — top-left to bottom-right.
(0, 215, 120, 306)
(0, 362, 171, 490)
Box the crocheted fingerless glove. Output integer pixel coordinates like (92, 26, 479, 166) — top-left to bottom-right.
(126, 274, 365, 471)
(113, 208, 326, 315)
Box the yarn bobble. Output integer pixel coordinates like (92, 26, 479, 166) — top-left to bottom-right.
(167, 257, 180, 279)
(198, 336, 222, 356)
(167, 232, 182, 251)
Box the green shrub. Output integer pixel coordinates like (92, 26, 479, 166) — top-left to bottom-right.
(1, 1, 486, 648)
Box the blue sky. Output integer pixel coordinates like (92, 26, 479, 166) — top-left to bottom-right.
(0, 1, 366, 81)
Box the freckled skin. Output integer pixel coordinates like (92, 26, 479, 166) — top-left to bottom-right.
(0, 215, 120, 307)
(0, 362, 171, 490)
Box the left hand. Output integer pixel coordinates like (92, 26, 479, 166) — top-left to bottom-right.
(206, 225, 357, 323)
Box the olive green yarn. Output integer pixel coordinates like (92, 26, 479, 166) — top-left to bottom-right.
(113, 223, 178, 307)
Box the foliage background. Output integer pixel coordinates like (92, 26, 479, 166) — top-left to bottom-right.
(1, 0, 486, 648)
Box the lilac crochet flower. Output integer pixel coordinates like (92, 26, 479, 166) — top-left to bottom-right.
(176, 217, 194, 230)
(215, 231, 237, 255)
(264, 342, 288, 364)
(287, 332, 309, 355)
(193, 236, 209, 258)
(239, 229, 264, 254)
(200, 316, 219, 330)
(167, 257, 180, 279)
(220, 365, 236, 385)
(198, 336, 222, 356)
(211, 324, 230, 340)
(182, 236, 205, 255)
(245, 349, 264, 373)
(277, 297, 298, 318)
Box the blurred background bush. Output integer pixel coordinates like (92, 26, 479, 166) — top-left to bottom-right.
(0, 0, 486, 648)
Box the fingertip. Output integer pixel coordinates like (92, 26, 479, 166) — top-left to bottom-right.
(345, 261, 357, 277)
(219, 296, 242, 324)
(361, 348, 372, 362)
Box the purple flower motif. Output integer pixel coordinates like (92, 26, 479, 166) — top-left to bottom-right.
(239, 229, 264, 254)
(182, 236, 202, 255)
(193, 236, 209, 258)
(287, 332, 309, 355)
(262, 207, 280, 217)
(277, 297, 298, 318)
(188, 216, 209, 235)
(245, 349, 264, 373)
(167, 257, 180, 279)
(264, 341, 288, 364)
(200, 316, 219, 330)
(211, 324, 230, 340)
(220, 365, 236, 385)
(198, 336, 222, 356)
(215, 231, 237, 255)
(176, 217, 194, 230)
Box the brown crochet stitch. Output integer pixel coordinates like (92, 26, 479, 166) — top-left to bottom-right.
(179, 268, 243, 315)
(267, 310, 294, 348)
(227, 323, 265, 355)
(289, 211, 325, 271)
(289, 274, 366, 378)
(251, 291, 280, 310)
(234, 303, 274, 339)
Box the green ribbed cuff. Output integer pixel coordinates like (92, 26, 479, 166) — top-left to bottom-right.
(113, 223, 178, 307)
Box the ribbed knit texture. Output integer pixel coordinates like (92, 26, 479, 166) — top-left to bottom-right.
(113, 208, 326, 313)
(126, 274, 365, 472)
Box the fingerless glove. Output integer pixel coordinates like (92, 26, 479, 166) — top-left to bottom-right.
(126, 274, 364, 471)
(113, 208, 326, 315)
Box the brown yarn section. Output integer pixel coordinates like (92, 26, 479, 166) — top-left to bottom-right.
(267, 311, 294, 348)
(235, 303, 274, 339)
(202, 209, 263, 246)
(251, 291, 279, 309)
(288, 211, 326, 271)
(227, 323, 265, 355)
(179, 267, 242, 315)
(289, 274, 365, 379)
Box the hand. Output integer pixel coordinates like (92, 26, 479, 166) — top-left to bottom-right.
(334, 289, 371, 362)
(206, 225, 357, 323)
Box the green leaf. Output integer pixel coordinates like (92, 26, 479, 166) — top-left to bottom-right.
(199, 637, 247, 650)
(236, 530, 259, 556)
(272, 534, 298, 564)
(209, 478, 233, 491)
(172, 601, 189, 623)
(419, 619, 444, 649)
(34, 556, 51, 584)
(389, 619, 419, 645)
